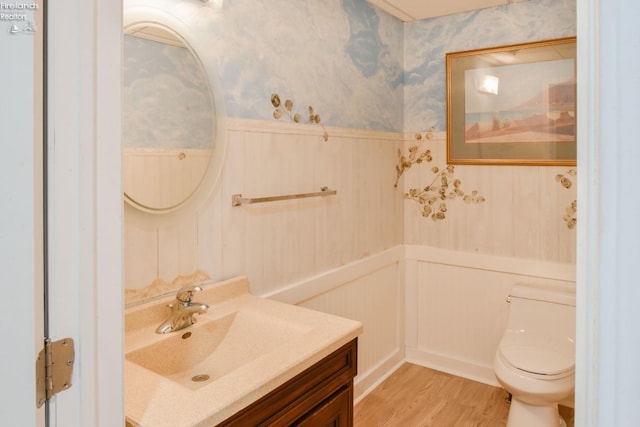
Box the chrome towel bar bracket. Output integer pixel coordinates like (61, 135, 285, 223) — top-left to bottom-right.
(231, 187, 337, 207)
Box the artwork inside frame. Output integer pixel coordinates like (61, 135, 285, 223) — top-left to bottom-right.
(446, 37, 577, 166)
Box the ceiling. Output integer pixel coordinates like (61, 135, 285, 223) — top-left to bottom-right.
(366, 0, 529, 21)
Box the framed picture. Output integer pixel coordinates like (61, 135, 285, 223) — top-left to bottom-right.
(446, 37, 576, 166)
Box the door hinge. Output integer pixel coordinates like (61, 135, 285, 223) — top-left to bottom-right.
(36, 338, 75, 408)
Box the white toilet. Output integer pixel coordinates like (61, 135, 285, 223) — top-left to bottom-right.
(494, 283, 575, 427)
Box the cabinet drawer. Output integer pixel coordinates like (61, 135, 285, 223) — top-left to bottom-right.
(294, 386, 351, 427)
(217, 339, 357, 427)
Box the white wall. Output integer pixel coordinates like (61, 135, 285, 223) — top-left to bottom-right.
(405, 246, 575, 386)
(402, 133, 577, 263)
(399, 2, 578, 392)
(576, 0, 640, 424)
(400, 130, 578, 390)
(266, 246, 405, 400)
(45, 0, 124, 425)
(399, 132, 577, 392)
(125, 119, 404, 299)
(125, 120, 406, 391)
(124, 120, 406, 395)
(0, 4, 45, 425)
(125, 120, 579, 400)
(126, 125, 578, 295)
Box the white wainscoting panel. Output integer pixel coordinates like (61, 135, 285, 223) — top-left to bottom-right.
(405, 245, 575, 386)
(268, 247, 404, 400)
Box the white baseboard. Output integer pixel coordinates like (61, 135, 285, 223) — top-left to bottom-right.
(405, 347, 500, 388)
(354, 349, 405, 404)
(406, 347, 575, 408)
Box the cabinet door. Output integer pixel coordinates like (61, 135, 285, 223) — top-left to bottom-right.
(295, 387, 351, 427)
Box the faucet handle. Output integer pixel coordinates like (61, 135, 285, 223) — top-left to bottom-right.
(176, 284, 203, 303)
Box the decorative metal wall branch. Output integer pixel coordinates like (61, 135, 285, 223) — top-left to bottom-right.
(271, 93, 329, 141)
(405, 165, 485, 221)
(398, 130, 485, 221)
(556, 169, 577, 229)
(394, 127, 436, 188)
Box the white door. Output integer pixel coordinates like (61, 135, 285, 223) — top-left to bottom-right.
(44, 0, 124, 426)
(0, 0, 122, 425)
(0, 2, 46, 426)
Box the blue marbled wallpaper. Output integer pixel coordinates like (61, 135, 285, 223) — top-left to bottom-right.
(125, 0, 575, 133)
(211, 0, 404, 131)
(123, 35, 214, 148)
(403, 0, 576, 131)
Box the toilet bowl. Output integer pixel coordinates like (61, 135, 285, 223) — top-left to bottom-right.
(494, 283, 575, 427)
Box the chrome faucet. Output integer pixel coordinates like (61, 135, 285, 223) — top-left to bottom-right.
(155, 284, 209, 334)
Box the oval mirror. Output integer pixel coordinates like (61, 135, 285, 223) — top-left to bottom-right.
(123, 19, 220, 213)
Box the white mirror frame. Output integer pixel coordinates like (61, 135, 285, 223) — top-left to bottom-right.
(123, 5, 227, 227)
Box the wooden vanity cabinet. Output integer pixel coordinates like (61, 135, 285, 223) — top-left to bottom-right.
(217, 339, 358, 427)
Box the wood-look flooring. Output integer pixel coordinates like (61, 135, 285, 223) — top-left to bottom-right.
(354, 363, 574, 427)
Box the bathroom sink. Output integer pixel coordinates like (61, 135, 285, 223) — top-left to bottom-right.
(125, 310, 310, 390)
(125, 276, 362, 427)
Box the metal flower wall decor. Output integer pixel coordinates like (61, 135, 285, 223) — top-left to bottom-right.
(394, 127, 436, 188)
(556, 169, 577, 229)
(398, 130, 485, 221)
(271, 93, 329, 141)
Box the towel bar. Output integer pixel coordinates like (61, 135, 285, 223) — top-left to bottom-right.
(231, 187, 337, 206)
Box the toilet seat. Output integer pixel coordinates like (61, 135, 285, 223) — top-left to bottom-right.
(499, 344, 574, 378)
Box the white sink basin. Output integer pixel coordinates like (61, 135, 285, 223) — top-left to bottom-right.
(126, 310, 309, 390)
(124, 276, 362, 427)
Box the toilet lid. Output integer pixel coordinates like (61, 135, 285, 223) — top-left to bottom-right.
(499, 345, 574, 376)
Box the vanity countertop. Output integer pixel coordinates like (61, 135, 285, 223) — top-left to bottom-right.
(124, 276, 363, 427)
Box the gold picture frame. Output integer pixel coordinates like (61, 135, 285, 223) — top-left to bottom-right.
(446, 37, 577, 166)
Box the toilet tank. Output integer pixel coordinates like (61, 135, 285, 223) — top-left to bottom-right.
(504, 282, 576, 362)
